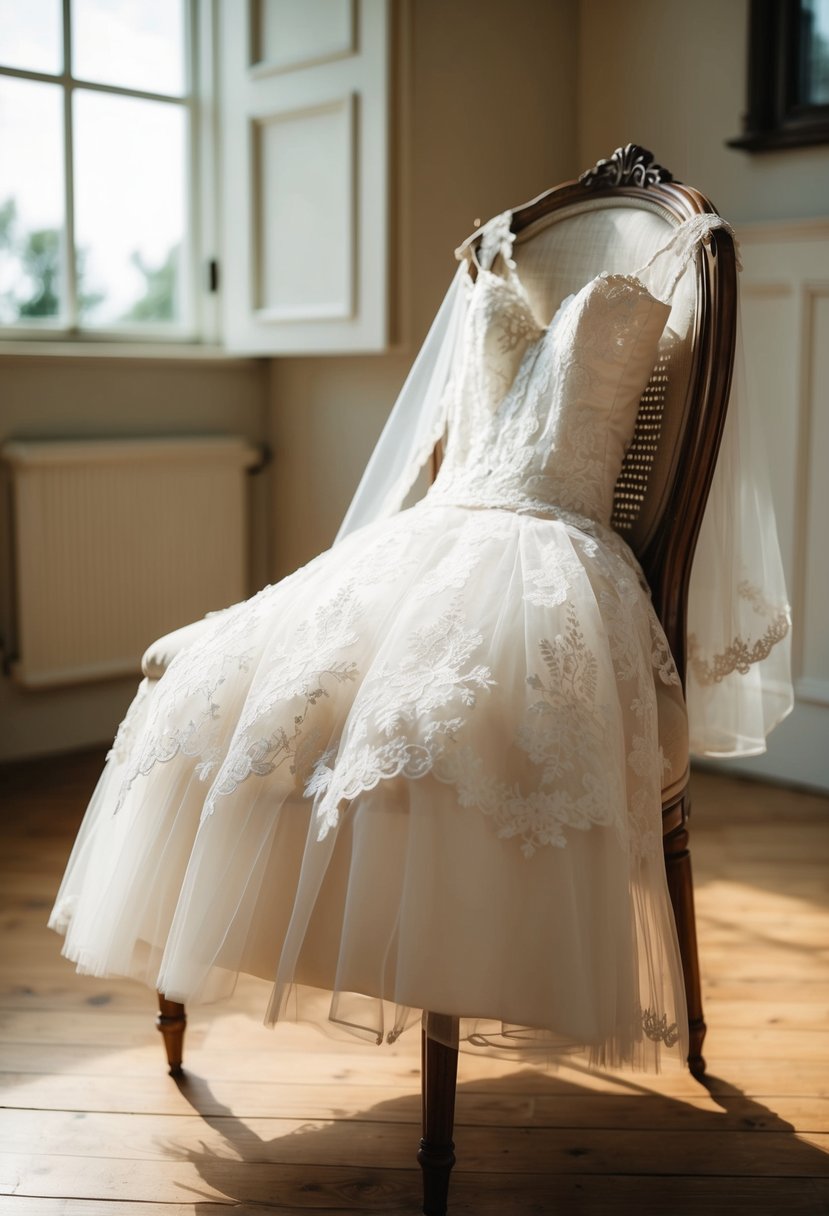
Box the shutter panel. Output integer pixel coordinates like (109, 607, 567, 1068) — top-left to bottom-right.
(219, 0, 389, 354)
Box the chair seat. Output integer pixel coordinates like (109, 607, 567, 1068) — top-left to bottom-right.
(142, 617, 690, 799)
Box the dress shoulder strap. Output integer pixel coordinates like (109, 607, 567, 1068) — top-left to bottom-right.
(634, 212, 741, 302)
(455, 210, 517, 273)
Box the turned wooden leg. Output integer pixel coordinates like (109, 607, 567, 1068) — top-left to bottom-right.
(664, 797, 706, 1078)
(156, 992, 186, 1077)
(418, 1012, 459, 1216)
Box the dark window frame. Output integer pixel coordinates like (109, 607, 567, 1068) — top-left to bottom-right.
(729, 0, 829, 152)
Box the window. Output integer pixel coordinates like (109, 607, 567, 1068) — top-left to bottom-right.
(0, 0, 203, 340)
(729, 0, 829, 152)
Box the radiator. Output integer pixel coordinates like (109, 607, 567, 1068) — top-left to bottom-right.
(3, 437, 260, 688)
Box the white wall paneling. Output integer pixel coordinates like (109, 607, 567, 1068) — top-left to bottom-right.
(220, 0, 388, 354)
(253, 95, 355, 321)
(799, 288, 829, 709)
(724, 221, 829, 791)
(251, 0, 355, 74)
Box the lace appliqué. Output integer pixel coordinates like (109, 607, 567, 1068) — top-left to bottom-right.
(111, 531, 423, 814)
(688, 579, 790, 686)
(208, 661, 359, 801)
(434, 603, 619, 858)
(596, 551, 675, 857)
(651, 626, 682, 687)
(428, 269, 658, 528)
(108, 505, 679, 863)
(311, 598, 496, 838)
(523, 542, 586, 607)
(636, 212, 741, 301)
(412, 511, 514, 602)
(497, 300, 540, 354)
(107, 677, 151, 765)
(641, 1006, 680, 1047)
(455, 210, 515, 272)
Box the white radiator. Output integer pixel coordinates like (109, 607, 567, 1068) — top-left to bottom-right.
(3, 437, 259, 688)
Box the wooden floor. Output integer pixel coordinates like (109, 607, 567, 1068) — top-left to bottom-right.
(0, 751, 827, 1215)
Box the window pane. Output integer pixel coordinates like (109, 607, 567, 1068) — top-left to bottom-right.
(73, 90, 187, 326)
(0, 0, 63, 75)
(0, 77, 65, 325)
(799, 0, 829, 105)
(72, 0, 186, 96)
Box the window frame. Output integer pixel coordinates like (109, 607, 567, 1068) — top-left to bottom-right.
(0, 0, 218, 347)
(728, 0, 829, 153)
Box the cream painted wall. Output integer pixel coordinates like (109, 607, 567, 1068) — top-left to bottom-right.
(577, 0, 829, 222)
(269, 0, 580, 578)
(0, 355, 270, 761)
(577, 0, 829, 792)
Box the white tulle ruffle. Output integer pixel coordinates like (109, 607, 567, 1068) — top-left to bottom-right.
(50, 505, 688, 1071)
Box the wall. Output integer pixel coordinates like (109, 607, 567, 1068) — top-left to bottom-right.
(577, 0, 829, 222)
(0, 354, 270, 761)
(268, 0, 580, 577)
(577, 0, 829, 791)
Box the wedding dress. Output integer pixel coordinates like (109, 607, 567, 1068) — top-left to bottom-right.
(48, 210, 792, 1073)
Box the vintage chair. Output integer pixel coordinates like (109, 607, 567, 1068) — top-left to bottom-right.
(145, 146, 738, 1215)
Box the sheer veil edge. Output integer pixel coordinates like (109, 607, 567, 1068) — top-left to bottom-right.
(686, 294, 793, 756)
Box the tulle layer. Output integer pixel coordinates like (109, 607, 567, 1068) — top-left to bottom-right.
(686, 300, 793, 755)
(50, 504, 688, 1071)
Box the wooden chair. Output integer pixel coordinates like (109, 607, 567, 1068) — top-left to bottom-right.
(151, 146, 739, 1215)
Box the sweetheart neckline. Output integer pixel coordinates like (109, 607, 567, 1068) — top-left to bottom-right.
(473, 265, 662, 337)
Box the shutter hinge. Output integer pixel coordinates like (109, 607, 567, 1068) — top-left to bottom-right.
(208, 260, 220, 293)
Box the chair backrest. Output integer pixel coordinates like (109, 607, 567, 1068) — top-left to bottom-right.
(502, 147, 739, 685)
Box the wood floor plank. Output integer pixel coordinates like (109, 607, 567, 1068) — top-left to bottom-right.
(1, 1041, 826, 1099)
(2, 754, 828, 1212)
(701, 978, 829, 1001)
(699, 999, 829, 1028)
(2, 1157, 828, 1214)
(0, 1203, 237, 1216)
(2, 1109, 828, 1177)
(3, 1005, 827, 1070)
(3, 1071, 827, 1131)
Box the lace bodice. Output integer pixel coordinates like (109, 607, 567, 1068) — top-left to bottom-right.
(427, 210, 732, 526)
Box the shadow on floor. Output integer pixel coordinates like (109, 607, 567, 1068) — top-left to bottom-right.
(163, 1066, 828, 1216)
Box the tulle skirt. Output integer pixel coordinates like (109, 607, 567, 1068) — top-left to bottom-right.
(49, 503, 689, 1071)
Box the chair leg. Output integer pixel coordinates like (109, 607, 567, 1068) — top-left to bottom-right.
(156, 992, 186, 1077)
(664, 800, 707, 1078)
(418, 1012, 459, 1216)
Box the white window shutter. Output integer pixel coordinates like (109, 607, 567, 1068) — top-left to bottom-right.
(218, 0, 389, 354)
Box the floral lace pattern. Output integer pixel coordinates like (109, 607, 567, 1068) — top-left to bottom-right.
(642, 1007, 680, 1047)
(105, 213, 719, 865)
(310, 597, 497, 839)
(427, 262, 665, 527)
(688, 577, 790, 686)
